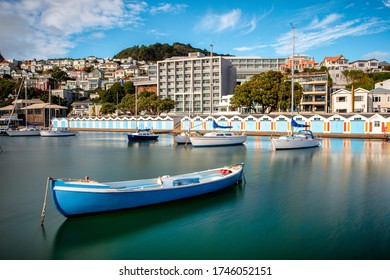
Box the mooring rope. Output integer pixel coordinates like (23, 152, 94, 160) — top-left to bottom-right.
(40, 177, 51, 226)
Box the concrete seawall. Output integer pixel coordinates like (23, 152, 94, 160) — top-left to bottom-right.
(70, 127, 389, 140)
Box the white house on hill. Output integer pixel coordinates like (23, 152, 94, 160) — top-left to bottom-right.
(331, 87, 369, 113)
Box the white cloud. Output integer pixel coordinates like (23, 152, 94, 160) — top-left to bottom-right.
(384, 0, 390, 8)
(197, 8, 266, 35)
(307, 14, 343, 30)
(233, 44, 269, 52)
(0, 0, 147, 59)
(149, 3, 188, 15)
(198, 9, 242, 32)
(90, 32, 105, 39)
(362, 51, 389, 60)
(148, 29, 168, 37)
(275, 17, 390, 56)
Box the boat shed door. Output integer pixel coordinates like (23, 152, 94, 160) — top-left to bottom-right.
(330, 120, 344, 133)
(310, 120, 323, 133)
(350, 120, 365, 134)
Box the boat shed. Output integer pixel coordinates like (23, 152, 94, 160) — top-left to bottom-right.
(347, 114, 369, 134)
(214, 116, 231, 129)
(258, 115, 272, 132)
(309, 114, 327, 133)
(328, 114, 348, 134)
(204, 116, 214, 131)
(180, 116, 191, 131)
(273, 114, 290, 133)
(367, 113, 389, 134)
(192, 116, 204, 131)
(52, 117, 69, 128)
(230, 115, 244, 131)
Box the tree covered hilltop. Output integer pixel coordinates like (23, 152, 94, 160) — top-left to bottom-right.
(113, 42, 232, 61)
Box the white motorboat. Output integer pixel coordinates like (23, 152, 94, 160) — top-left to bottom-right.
(40, 127, 77, 137)
(190, 130, 246, 147)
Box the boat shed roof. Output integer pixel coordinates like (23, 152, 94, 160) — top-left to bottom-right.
(25, 103, 67, 109)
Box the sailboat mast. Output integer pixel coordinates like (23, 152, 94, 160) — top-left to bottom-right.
(210, 44, 213, 116)
(48, 86, 51, 128)
(135, 84, 138, 129)
(25, 78, 28, 128)
(291, 24, 295, 115)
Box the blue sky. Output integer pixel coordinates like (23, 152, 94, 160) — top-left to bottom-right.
(1, 0, 389, 63)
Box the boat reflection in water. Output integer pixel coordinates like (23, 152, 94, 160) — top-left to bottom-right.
(127, 139, 158, 147)
(51, 182, 245, 260)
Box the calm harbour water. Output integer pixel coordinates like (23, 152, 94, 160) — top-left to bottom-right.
(0, 132, 389, 260)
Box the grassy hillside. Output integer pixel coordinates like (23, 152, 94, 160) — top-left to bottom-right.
(113, 42, 231, 62)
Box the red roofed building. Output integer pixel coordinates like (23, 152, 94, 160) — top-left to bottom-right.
(320, 55, 349, 92)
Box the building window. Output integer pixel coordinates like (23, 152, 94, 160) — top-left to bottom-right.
(374, 121, 380, 127)
(336, 97, 346, 102)
(354, 96, 363, 101)
(373, 96, 381, 102)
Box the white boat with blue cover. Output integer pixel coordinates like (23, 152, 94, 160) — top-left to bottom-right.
(190, 121, 246, 147)
(271, 117, 321, 150)
(46, 163, 245, 218)
(270, 26, 320, 151)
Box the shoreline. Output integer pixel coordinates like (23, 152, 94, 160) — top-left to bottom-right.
(69, 128, 390, 140)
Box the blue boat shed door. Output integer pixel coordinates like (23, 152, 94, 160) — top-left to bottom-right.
(330, 120, 344, 133)
(276, 120, 288, 133)
(350, 120, 365, 134)
(310, 120, 323, 133)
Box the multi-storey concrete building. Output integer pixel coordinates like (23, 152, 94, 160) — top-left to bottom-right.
(224, 56, 285, 85)
(295, 72, 328, 113)
(157, 52, 236, 114)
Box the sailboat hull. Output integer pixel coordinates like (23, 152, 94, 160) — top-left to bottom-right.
(190, 132, 246, 147)
(271, 136, 321, 150)
(40, 128, 77, 137)
(6, 128, 41, 137)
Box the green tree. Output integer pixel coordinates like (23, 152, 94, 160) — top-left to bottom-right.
(277, 79, 291, 112)
(349, 76, 375, 91)
(108, 82, 125, 105)
(123, 81, 135, 95)
(256, 71, 285, 113)
(342, 70, 365, 84)
(100, 102, 116, 114)
(230, 82, 258, 113)
(0, 78, 17, 104)
(99, 82, 125, 104)
(119, 94, 136, 115)
(138, 92, 159, 114)
(50, 67, 70, 87)
(231, 71, 289, 113)
(158, 97, 175, 114)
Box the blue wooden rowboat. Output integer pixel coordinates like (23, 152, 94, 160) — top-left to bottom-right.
(45, 163, 244, 218)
